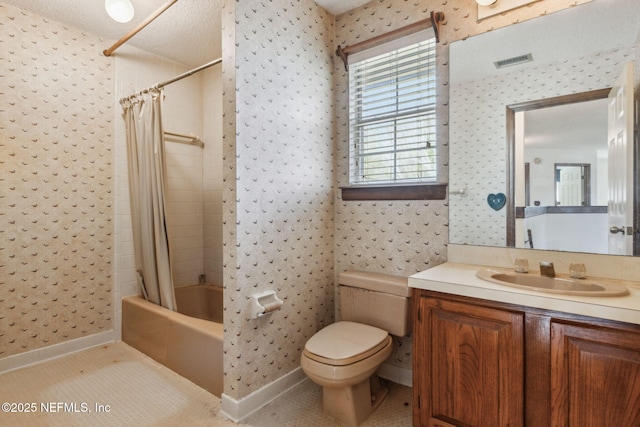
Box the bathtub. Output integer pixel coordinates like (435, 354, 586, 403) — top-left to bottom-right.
(122, 284, 223, 396)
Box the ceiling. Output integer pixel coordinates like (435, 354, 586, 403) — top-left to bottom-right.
(450, 0, 640, 85)
(3, 0, 369, 67)
(524, 98, 609, 151)
(315, 0, 370, 15)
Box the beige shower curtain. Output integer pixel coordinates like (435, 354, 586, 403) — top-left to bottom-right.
(122, 88, 176, 311)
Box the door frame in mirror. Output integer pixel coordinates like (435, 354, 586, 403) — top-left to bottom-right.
(505, 88, 611, 247)
(554, 163, 591, 207)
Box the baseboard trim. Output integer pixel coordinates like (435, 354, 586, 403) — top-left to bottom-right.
(0, 331, 116, 374)
(220, 363, 412, 422)
(378, 362, 413, 388)
(221, 367, 308, 422)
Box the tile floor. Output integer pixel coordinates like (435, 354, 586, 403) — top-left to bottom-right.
(0, 343, 412, 426)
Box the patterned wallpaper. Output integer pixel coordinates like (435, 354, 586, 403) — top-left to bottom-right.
(333, 0, 588, 375)
(334, 0, 445, 381)
(0, 4, 114, 358)
(222, 0, 336, 399)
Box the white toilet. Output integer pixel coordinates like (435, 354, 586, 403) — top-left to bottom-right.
(300, 270, 412, 426)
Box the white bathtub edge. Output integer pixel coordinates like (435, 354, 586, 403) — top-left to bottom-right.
(220, 367, 308, 422)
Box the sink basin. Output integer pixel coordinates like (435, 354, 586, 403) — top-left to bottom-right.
(476, 269, 629, 297)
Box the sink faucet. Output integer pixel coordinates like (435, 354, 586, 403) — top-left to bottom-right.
(539, 261, 555, 277)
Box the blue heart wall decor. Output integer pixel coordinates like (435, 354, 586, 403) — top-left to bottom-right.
(487, 193, 506, 211)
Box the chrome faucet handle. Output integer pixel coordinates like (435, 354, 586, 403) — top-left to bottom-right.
(569, 262, 586, 279)
(539, 261, 555, 277)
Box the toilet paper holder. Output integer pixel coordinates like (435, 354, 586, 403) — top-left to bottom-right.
(249, 290, 283, 319)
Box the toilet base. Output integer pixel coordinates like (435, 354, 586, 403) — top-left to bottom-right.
(322, 375, 389, 426)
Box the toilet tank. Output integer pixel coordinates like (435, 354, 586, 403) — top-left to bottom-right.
(338, 270, 413, 336)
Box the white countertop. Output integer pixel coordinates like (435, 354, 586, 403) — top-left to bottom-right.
(409, 262, 640, 325)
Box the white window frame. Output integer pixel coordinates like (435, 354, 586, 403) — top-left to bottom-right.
(347, 28, 437, 187)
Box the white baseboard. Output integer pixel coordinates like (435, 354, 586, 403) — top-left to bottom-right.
(378, 362, 413, 388)
(221, 367, 308, 422)
(220, 363, 412, 422)
(0, 331, 116, 374)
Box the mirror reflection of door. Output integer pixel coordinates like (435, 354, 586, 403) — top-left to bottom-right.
(607, 62, 635, 255)
(555, 163, 591, 206)
(508, 85, 638, 255)
(522, 98, 608, 208)
(508, 90, 612, 253)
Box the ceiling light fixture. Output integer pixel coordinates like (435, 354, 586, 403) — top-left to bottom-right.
(105, 0, 135, 23)
(477, 0, 539, 20)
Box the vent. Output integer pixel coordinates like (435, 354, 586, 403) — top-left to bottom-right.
(494, 53, 533, 69)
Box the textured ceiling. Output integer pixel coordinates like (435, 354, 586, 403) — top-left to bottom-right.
(2, 0, 222, 67)
(3, 0, 368, 67)
(315, 0, 370, 15)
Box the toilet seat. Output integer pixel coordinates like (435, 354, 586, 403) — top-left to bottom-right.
(303, 321, 390, 366)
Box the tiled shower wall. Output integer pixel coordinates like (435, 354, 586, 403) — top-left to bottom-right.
(0, 3, 114, 358)
(164, 66, 223, 287)
(113, 46, 223, 333)
(202, 67, 224, 286)
(165, 140, 204, 286)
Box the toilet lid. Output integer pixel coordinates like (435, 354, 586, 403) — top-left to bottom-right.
(304, 321, 390, 365)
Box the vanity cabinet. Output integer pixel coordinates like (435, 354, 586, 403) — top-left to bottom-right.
(413, 289, 640, 427)
(413, 296, 524, 427)
(550, 321, 640, 426)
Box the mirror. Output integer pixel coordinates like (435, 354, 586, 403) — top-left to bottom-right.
(448, 0, 640, 255)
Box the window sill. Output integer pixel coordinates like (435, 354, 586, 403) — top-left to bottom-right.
(340, 183, 447, 201)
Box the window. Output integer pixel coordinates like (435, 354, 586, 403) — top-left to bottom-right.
(348, 30, 437, 187)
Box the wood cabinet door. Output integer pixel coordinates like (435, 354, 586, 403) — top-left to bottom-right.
(551, 321, 640, 426)
(414, 296, 524, 427)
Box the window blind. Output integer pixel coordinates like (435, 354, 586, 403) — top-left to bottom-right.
(348, 31, 437, 185)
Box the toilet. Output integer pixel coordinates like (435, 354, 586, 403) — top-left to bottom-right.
(301, 270, 412, 426)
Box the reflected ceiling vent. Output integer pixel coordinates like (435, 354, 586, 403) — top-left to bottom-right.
(494, 53, 533, 69)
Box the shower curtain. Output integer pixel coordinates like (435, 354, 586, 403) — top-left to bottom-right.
(122, 88, 176, 311)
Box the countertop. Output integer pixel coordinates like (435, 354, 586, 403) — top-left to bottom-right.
(409, 262, 640, 325)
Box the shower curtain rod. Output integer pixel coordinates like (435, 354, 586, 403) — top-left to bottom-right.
(119, 57, 222, 104)
(103, 0, 178, 57)
(157, 57, 222, 88)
